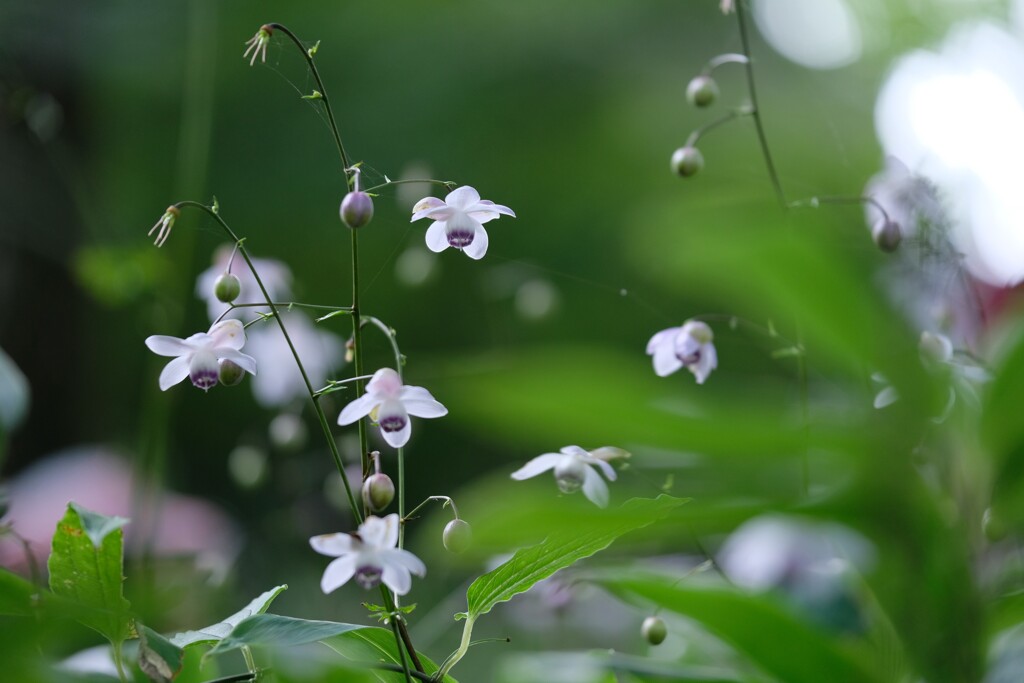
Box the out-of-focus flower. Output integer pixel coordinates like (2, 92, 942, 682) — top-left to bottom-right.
(245, 312, 343, 408)
(337, 368, 447, 449)
(147, 206, 180, 247)
(411, 186, 515, 260)
(646, 320, 717, 383)
(510, 445, 618, 508)
(196, 245, 293, 323)
(720, 0, 734, 14)
(145, 320, 256, 392)
(243, 25, 272, 66)
(310, 513, 425, 595)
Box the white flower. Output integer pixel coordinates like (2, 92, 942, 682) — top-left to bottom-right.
(147, 206, 180, 247)
(196, 245, 293, 323)
(510, 446, 618, 508)
(310, 514, 426, 595)
(411, 186, 515, 260)
(243, 25, 272, 66)
(245, 312, 343, 408)
(145, 320, 257, 392)
(337, 368, 447, 448)
(646, 320, 717, 383)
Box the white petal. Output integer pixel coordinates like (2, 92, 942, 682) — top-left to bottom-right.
(209, 319, 246, 350)
(581, 466, 610, 508)
(652, 345, 683, 377)
(468, 200, 516, 223)
(381, 562, 413, 596)
(411, 197, 452, 222)
(358, 515, 395, 549)
(310, 532, 354, 557)
(366, 368, 403, 399)
(510, 453, 563, 480)
(690, 344, 717, 384)
(400, 386, 448, 418)
(425, 222, 449, 252)
(646, 327, 679, 355)
(381, 547, 426, 577)
(320, 555, 357, 594)
(380, 417, 411, 449)
(158, 355, 191, 391)
(146, 335, 192, 357)
(381, 514, 400, 549)
(445, 186, 481, 209)
(463, 226, 489, 260)
(559, 445, 589, 457)
(219, 349, 257, 375)
(874, 386, 899, 409)
(338, 394, 379, 425)
(188, 349, 220, 390)
(582, 454, 618, 481)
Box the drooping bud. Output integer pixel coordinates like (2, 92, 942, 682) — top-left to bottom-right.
(214, 273, 242, 303)
(686, 75, 719, 108)
(218, 359, 246, 387)
(443, 519, 473, 554)
(641, 616, 667, 645)
(341, 191, 374, 229)
(918, 331, 953, 365)
(553, 457, 587, 494)
(671, 146, 704, 177)
(362, 473, 395, 512)
(871, 218, 901, 253)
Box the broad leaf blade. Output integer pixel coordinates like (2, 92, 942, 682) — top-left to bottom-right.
(467, 494, 686, 620)
(47, 503, 133, 646)
(170, 584, 287, 649)
(322, 627, 457, 682)
(138, 624, 184, 682)
(209, 614, 363, 654)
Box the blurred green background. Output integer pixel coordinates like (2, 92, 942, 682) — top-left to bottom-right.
(3, 1, 1023, 681)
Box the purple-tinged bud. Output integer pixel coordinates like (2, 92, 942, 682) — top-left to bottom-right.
(341, 191, 374, 229)
(686, 75, 719, 108)
(218, 359, 246, 387)
(443, 519, 472, 554)
(362, 473, 395, 512)
(872, 218, 901, 253)
(641, 616, 667, 645)
(671, 146, 704, 177)
(554, 458, 587, 494)
(214, 273, 242, 303)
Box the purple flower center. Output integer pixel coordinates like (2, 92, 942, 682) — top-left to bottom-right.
(675, 349, 701, 366)
(446, 228, 475, 249)
(355, 565, 383, 590)
(379, 414, 407, 433)
(190, 367, 219, 391)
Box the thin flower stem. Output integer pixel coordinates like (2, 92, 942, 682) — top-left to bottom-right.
(437, 616, 475, 680)
(362, 178, 458, 195)
(173, 201, 362, 523)
(230, 301, 354, 312)
(685, 107, 753, 147)
(241, 646, 257, 673)
(789, 195, 893, 224)
(703, 52, 749, 74)
(403, 496, 458, 522)
(734, 0, 786, 208)
(390, 617, 415, 683)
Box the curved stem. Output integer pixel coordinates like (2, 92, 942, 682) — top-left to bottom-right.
(174, 201, 362, 522)
(789, 195, 892, 225)
(734, 0, 786, 207)
(403, 495, 459, 522)
(703, 52, 749, 74)
(685, 107, 752, 147)
(363, 178, 458, 195)
(437, 616, 475, 680)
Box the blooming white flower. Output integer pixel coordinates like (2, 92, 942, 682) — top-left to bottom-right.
(646, 320, 717, 383)
(148, 206, 180, 247)
(243, 25, 272, 66)
(145, 320, 256, 391)
(310, 513, 426, 595)
(410, 186, 515, 260)
(338, 368, 447, 448)
(510, 446, 618, 508)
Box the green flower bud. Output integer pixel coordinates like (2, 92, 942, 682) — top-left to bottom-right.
(686, 75, 719, 108)
(671, 146, 704, 177)
(872, 218, 901, 253)
(362, 473, 395, 512)
(341, 191, 374, 229)
(214, 273, 242, 303)
(641, 616, 667, 645)
(443, 519, 473, 554)
(218, 359, 246, 386)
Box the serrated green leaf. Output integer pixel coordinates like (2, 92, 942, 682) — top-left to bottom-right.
(467, 495, 686, 620)
(321, 627, 457, 682)
(170, 585, 287, 649)
(209, 614, 363, 654)
(47, 503, 132, 647)
(138, 624, 184, 682)
(603, 576, 885, 683)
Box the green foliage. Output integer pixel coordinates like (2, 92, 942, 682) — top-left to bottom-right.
(169, 585, 287, 649)
(321, 627, 458, 682)
(208, 614, 363, 654)
(138, 625, 184, 683)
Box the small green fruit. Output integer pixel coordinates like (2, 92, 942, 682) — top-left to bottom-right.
(686, 75, 719, 108)
(671, 146, 704, 177)
(641, 616, 667, 645)
(362, 473, 395, 512)
(218, 359, 246, 386)
(214, 273, 242, 303)
(443, 519, 472, 554)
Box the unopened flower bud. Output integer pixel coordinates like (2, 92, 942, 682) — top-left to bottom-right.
(341, 191, 374, 229)
(362, 473, 395, 512)
(671, 146, 704, 177)
(686, 75, 719, 108)
(554, 458, 587, 494)
(443, 519, 472, 554)
(218, 359, 246, 386)
(919, 331, 953, 365)
(872, 218, 901, 253)
(214, 273, 242, 303)
(641, 616, 667, 645)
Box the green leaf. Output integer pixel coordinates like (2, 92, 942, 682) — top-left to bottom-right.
(0, 567, 38, 616)
(467, 495, 686, 620)
(603, 576, 885, 683)
(47, 503, 133, 647)
(138, 624, 184, 682)
(322, 627, 457, 682)
(209, 614, 363, 654)
(169, 585, 287, 649)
